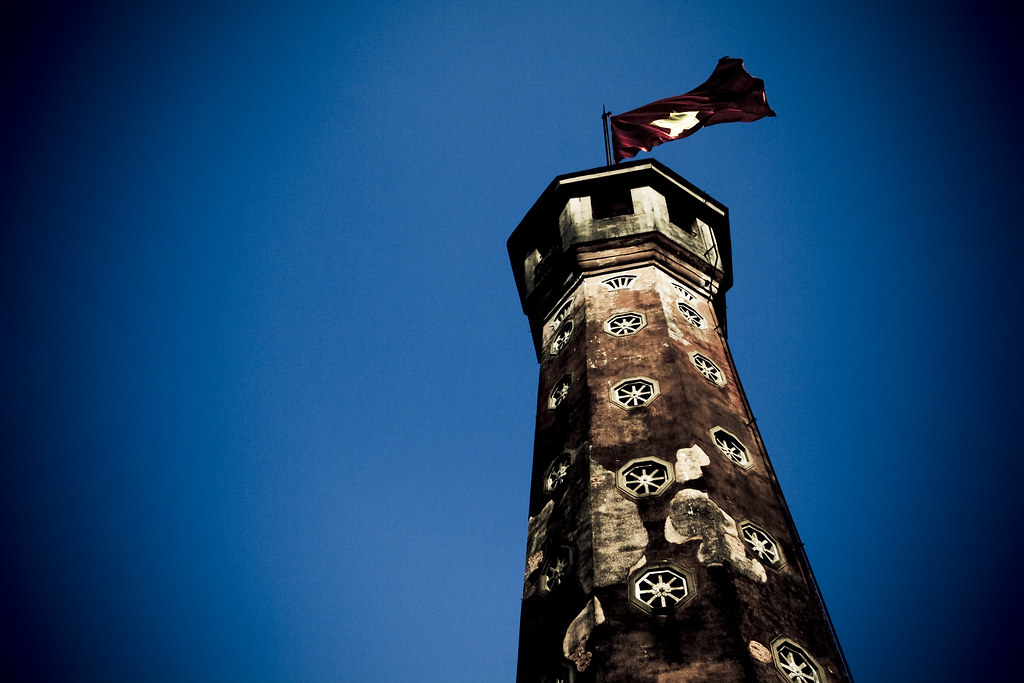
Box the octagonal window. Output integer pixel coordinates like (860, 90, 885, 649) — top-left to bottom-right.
(739, 520, 786, 570)
(629, 562, 695, 614)
(548, 374, 573, 410)
(604, 312, 646, 337)
(540, 662, 574, 683)
(617, 456, 674, 499)
(710, 427, 751, 468)
(538, 545, 573, 595)
(691, 352, 725, 386)
(602, 273, 637, 290)
(770, 637, 824, 683)
(610, 376, 660, 410)
(677, 302, 706, 329)
(550, 320, 574, 356)
(543, 452, 573, 495)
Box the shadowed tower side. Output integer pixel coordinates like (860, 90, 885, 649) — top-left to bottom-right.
(508, 160, 851, 683)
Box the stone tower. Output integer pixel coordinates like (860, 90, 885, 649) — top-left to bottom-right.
(507, 160, 851, 683)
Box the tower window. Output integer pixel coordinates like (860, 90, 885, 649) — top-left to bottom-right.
(603, 312, 646, 337)
(610, 377, 660, 410)
(550, 320, 575, 356)
(672, 282, 698, 303)
(591, 188, 634, 219)
(538, 546, 573, 595)
(710, 427, 751, 468)
(602, 274, 637, 290)
(617, 457, 674, 499)
(691, 353, 725, 386)
(629, 562, 696, 614)
(539, 663, 573, 683)
(677, 302, 706, 329)
(738, 521, 785, 570)
(550, 297, 574, 328)
(542, 452, 573, 495)
(548, 374, 573, 409)
(770, 638, 824, 683)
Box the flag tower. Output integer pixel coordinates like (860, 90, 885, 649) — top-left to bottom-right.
(508, 159, 850, 682)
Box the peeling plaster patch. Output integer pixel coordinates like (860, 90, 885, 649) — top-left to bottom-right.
(664, 489, 767, 583)
(590, 454, 613, 483)
(591, 459, 648, 588)
(674, 445, 710, 483)
(749, 640, 772, 663)
(523, 551, 543, 598)
(664, 299, 687, 345)
(524, 500, 555, 596)
(666, 325, 691, 346)
(661, 279, 694, 347)
(563, 597, 605, 672)
(526, 500, 554, 558)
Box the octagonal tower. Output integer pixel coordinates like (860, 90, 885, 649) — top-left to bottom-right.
(508, 160, 851, 683)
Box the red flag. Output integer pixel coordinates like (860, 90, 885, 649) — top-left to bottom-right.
(610, 57, 775, 162)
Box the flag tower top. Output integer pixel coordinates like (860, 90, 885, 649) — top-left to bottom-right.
(508, 159, 733, 359)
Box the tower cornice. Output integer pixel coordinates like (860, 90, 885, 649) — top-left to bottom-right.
(508, 159, 734, 358)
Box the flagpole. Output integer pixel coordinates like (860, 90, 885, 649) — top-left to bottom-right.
(602, 107, 612, 166)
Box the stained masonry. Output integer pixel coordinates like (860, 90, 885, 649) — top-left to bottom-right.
(508, 160, 851, 682)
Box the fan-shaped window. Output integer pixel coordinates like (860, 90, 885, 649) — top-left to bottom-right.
(602, 274, 637, 290)
(550, 297, 574, 328)
(672, 282, 698, 303)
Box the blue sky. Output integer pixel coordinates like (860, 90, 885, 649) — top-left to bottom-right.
(2, 1, 1021, 681)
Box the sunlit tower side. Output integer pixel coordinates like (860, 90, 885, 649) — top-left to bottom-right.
(508, 160, 851, 682)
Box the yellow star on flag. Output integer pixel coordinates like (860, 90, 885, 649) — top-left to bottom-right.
(650, 111, 701, 137)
